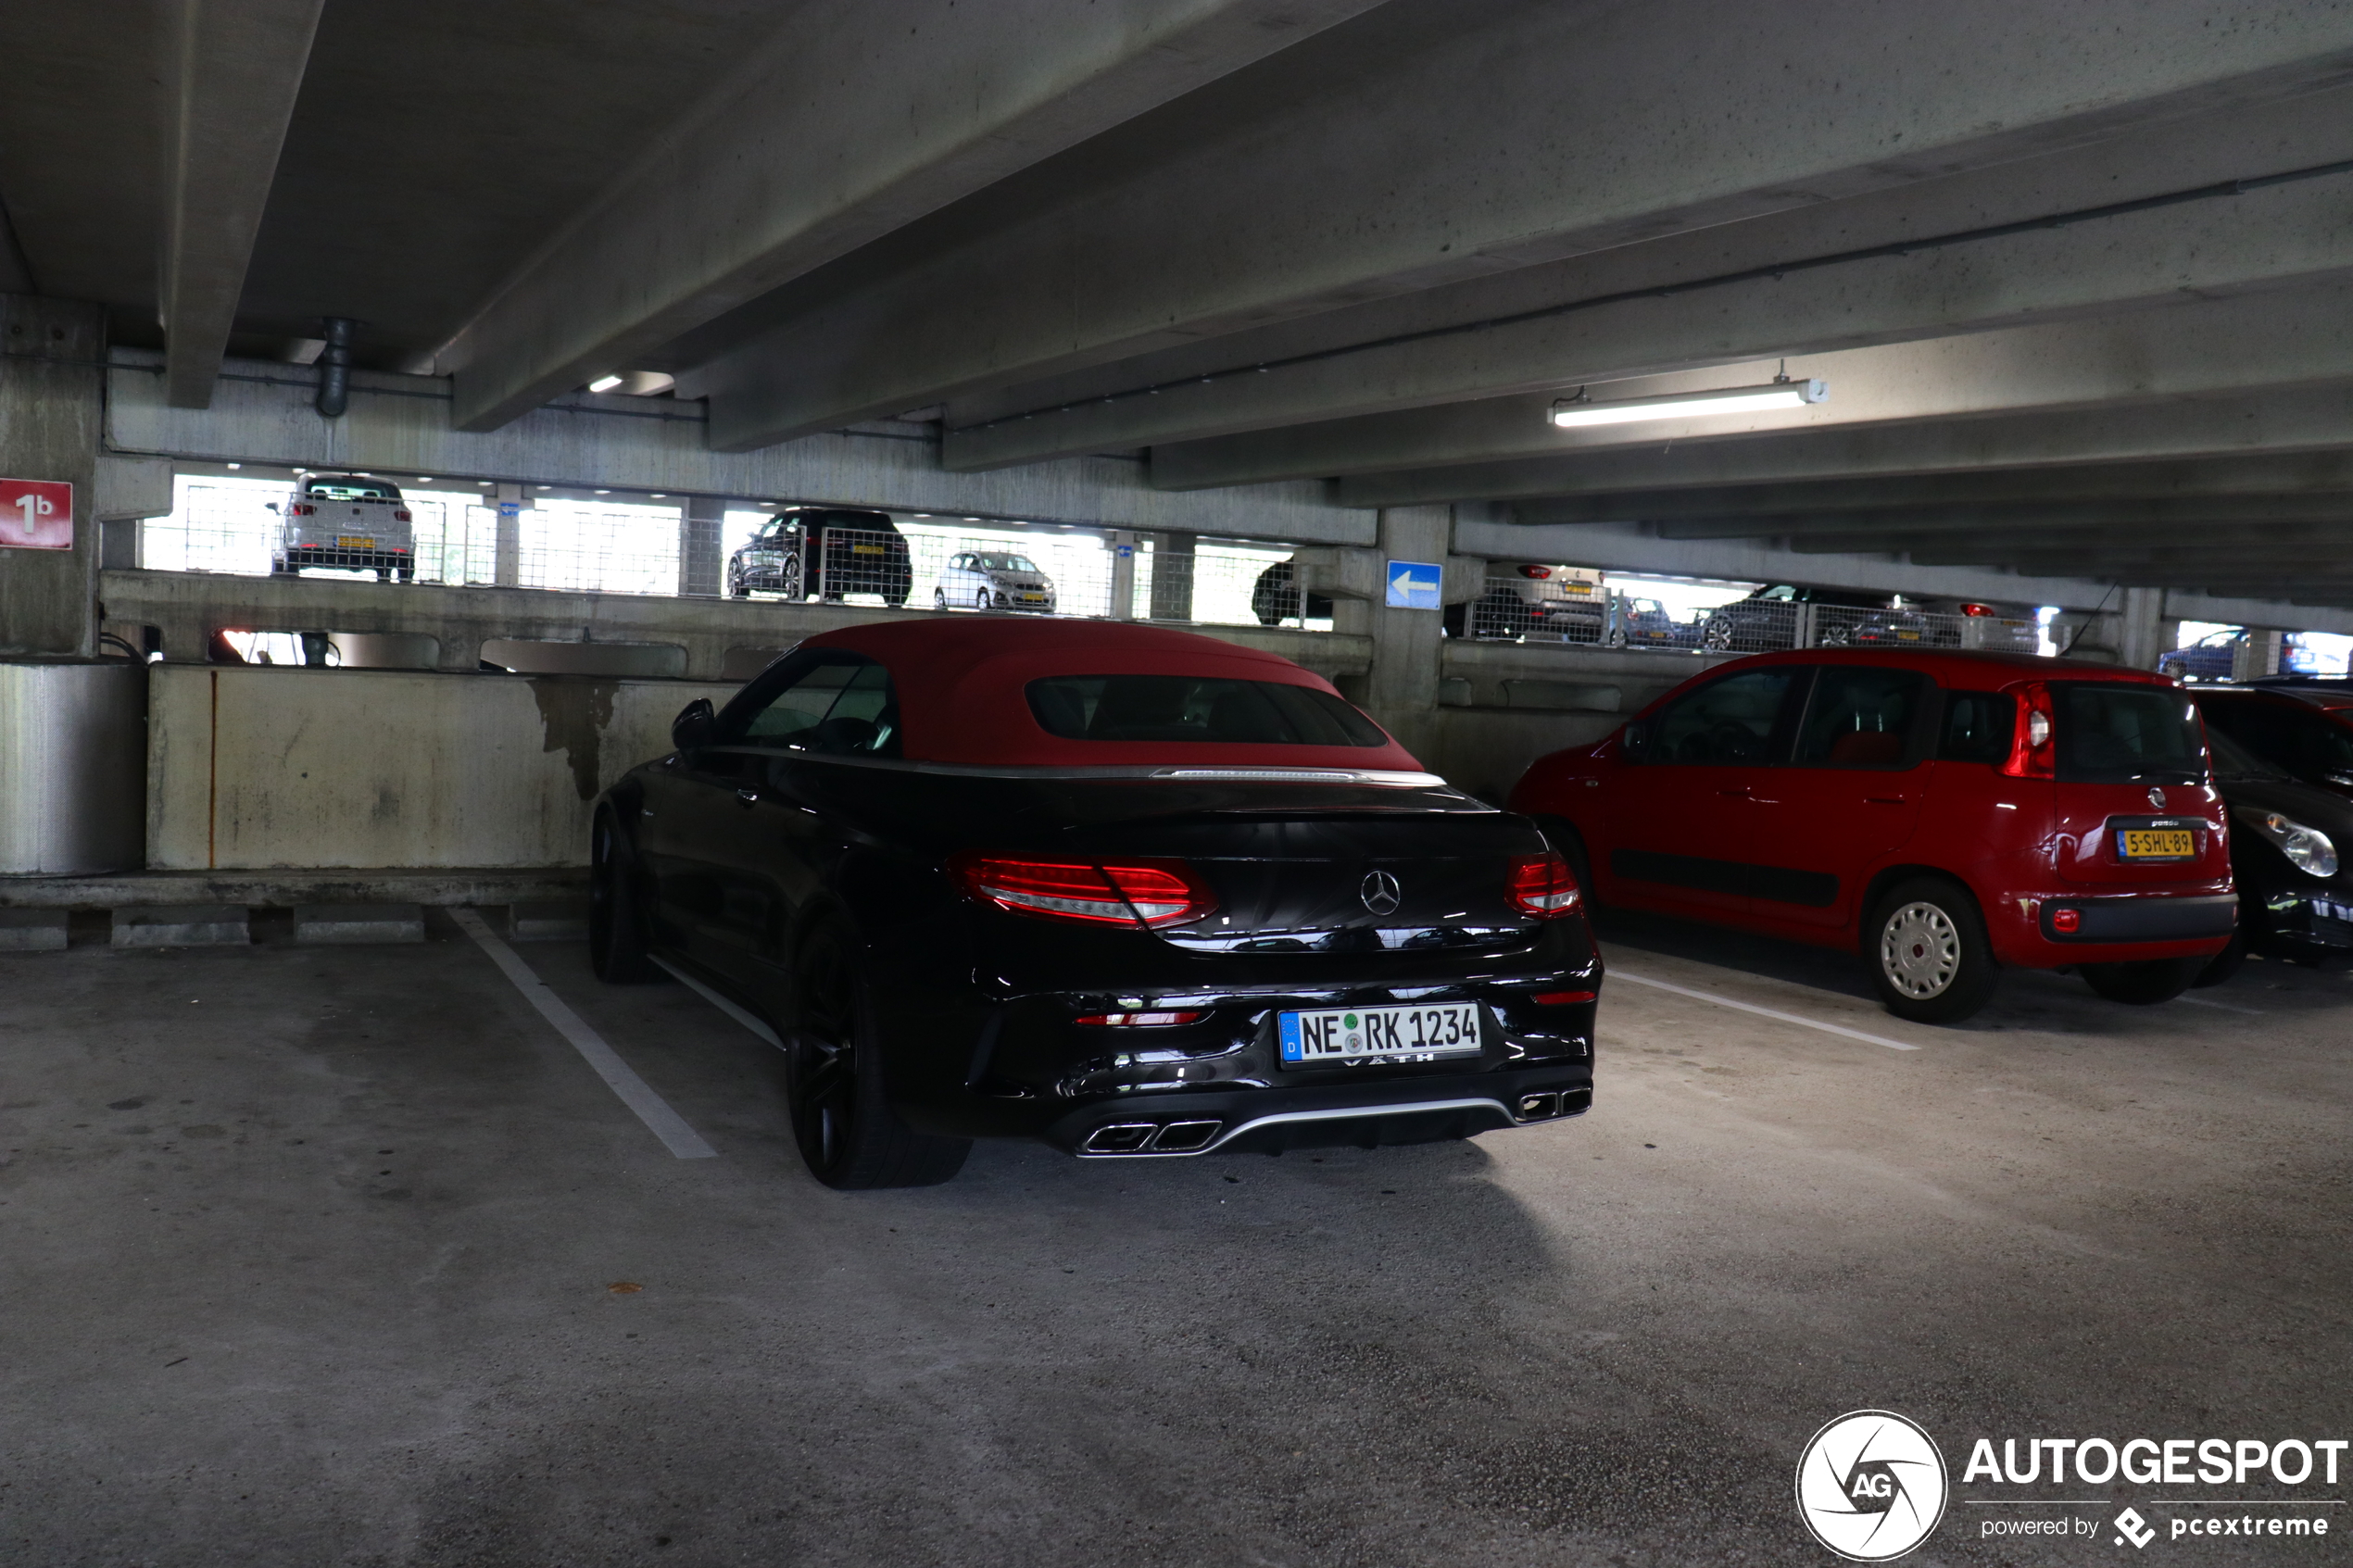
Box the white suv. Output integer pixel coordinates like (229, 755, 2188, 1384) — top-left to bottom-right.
(272, 474, 416, 582)
(937, 550, 1056, 612)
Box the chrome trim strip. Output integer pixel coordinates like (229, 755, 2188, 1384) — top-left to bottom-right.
(700, 747, 1458, 791)
(1075, 1096, 1516, 1158)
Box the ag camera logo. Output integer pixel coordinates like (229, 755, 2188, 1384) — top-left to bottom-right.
(1796, 1411, 1950, 1562)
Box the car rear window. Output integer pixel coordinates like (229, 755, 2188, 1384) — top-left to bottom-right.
(2052, 683, 2206, 784)
(1938, 690, 2015, 764)
(1026, 675, 1387, 746)
(307, 480, 400, 501)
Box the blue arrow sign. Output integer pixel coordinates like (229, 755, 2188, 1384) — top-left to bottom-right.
(1386, 558, 1442, 609)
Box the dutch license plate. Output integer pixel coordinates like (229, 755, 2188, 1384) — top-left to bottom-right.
(2119, 828, 2196, 859)
(1277, 1002, 1482, 1067)
(1896, 630, 1921, 641)
(336, 535, 376, 547)
(851, 544, 884, 555)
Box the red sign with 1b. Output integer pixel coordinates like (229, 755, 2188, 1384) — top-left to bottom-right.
(0, 479, 73, 549)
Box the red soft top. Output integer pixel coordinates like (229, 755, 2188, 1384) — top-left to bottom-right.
(799, 618, 1423, 771)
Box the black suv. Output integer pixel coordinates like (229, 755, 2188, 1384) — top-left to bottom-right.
(726, 508, 912, 605)
(1699, 583, 1910, 652)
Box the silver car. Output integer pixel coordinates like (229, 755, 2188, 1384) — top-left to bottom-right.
(936, 549, 1057, 613)
(271, 473, 415, 582)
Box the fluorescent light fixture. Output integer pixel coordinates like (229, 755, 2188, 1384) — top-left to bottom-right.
(225, 461, 241, 470)
(587, 374, 623, 393)
(1550, 378, 1827, 429)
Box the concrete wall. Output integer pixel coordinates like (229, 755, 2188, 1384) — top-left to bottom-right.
(0, 659, 146, 873)
(147, 665, 734, 870)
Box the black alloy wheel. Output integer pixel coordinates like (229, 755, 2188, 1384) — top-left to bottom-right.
(782, 551, 805, 600)
(1865, 877, 1999, 1023)
(786, 920, 969, 1189)
(934, 587, 948, 609)
(726, 560, 749, 598)
(2079, 957, 2206, 1005)
(588, 811, 663, 984)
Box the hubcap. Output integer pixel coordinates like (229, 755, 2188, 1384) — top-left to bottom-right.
(1880, 901, 1960, 998)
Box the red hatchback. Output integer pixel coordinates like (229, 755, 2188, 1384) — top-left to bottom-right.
(1507, 649, 2236, 1022)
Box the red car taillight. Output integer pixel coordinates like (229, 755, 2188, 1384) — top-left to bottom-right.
(2000, 682, 2056, 778)
(1960, 602, 1996, 617)
(1517, 564, 1553, 579)
(946, 853, 1216, 929)
(393, 508, 411, 521)
(292, 503, 314, 516)
(1506, 854, 1581, 919)
(1532, 989, 1596, 1004)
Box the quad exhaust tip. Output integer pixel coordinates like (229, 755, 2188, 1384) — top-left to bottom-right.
(1081, 1119, 1225, 1155)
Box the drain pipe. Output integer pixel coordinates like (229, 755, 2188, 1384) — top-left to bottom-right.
(315, 316, 358, 418)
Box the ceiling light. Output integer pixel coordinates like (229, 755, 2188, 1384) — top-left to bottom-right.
(416, 476, 433, 483)
(587, 375, 623, 393)
(650, 493, 666, 499)
(1549, 378, 1827, 429)
(225, 461, 241, 470)
(595, 488, 610, 495)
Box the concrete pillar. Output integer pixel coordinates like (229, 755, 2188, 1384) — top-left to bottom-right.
(0, 295, 106, 656)
(1106, 531, 1137, 619)
(1148, 532, 1194, 621)
(1330, 505, 1450, 757)
(2233, 629, 2286, 681)
(493, 483, 526, 586)
(678, 495, 724, 597)
(2117, 586, 2167, 670)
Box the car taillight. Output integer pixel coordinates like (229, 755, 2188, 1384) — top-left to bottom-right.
(2050, 908, 2081, 933)
(1532, 989, 1596, 1004)
(1960, 602, 1995, 617)
(946, 853, 1216, 929)
(1517, 564, 1552, 579)
(393, 508, 411, 521)
(1999, 682, 2056, 779)
(292, 503, 314, 516)
(1073, 1010, 1209, 1026)
(1506, 854, 1581, 919)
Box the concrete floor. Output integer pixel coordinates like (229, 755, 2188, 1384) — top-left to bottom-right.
(2, 909, 2347, 1566)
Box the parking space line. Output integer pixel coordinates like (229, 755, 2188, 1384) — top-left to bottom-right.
(652, 957, 785, 1049)
(1609, 969, 1921, 1051)
(452, 909, 720, 1160)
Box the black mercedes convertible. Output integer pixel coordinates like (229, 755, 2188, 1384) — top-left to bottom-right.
(590, 617, 1601, 1187)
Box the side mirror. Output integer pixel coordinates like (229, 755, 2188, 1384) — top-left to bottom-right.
(1620, 720, 1650, 760)
(672, 698, 717, 753)
(264, 502, 280, 513)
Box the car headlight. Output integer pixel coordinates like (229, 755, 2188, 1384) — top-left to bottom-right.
(2233, 804, 2340, 879)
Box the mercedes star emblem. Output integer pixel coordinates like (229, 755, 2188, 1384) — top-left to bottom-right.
(1359, 869, 1402, 916)
(2146, 785, 2167, 809)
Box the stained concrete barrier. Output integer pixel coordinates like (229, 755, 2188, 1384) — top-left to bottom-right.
(146, 665, 736, 871)
(293, 904, 425, 944)
(112, 905, 249, 947)
(0, 909, 70, 951)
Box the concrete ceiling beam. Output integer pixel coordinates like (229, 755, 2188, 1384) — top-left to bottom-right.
(430, 0, 1383, 433)
(1781, 522, 2353, 558)
(158, 0, 326, 409)
(686, 0, 2353, 451)
(955, 152, 2353, 471)
(1151, 281, 2353, 489)
(1510, 456, 2353, 524)
(937, 86, 2353, 458)
(1659, 496, 2353, 542)
(1338, 385, 2353, 508)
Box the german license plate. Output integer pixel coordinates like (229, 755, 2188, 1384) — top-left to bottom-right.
(2119, 828, 2196, 859)
(336, 535, 376, 547)
(1277, 1002, 1482, 1067)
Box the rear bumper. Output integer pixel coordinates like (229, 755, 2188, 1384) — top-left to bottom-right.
(1045, 1069, 1593, 1158)
(2248, 888, 2353, 962)
(1988, 888, 2236, 966)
